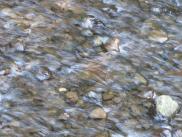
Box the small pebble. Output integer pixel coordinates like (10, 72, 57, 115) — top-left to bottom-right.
(58, 87, 67, 92)
(59, 113, 70, 121)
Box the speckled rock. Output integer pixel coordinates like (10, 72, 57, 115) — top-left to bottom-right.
(66, 91, 79, 103)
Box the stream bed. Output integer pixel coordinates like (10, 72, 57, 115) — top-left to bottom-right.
(0, 0, 182, 136)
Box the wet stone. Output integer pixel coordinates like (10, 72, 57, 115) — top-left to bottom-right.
(134, 73, 147, 85)
(14, 42, 25, 52)
(83, 91, 102, 105)
(58, 87, 67, 92)
(35, 68, 51, 81)
(0, 0, 182, 136)
(81, 18, 94, 29)
(59, 113, 70, 121)
(89, 107, 107, 119)
(173, 130, 182, 137)
(25, 13, 36, 20)
(81, 29, 93, 37)
(93, 36, 109, 47)
(156, 95, 179, 117)
(148, 30, 168, 43)
(1, 8, 17, 18)
(102, 91, 115, 101)
(111, 133, 124, 137)
(0, 69, 10, 76)
(95, 132, 110, 137)
(102, 37, 120, 52)
(65, 91, 79, 103)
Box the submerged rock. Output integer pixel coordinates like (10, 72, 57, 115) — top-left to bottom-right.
(65, 91, 79, 103)
(134, 73, 147, 85)
(156, 95, 179, 117)
(58, 87, 67, 92)
(81, 18, 94, 29)
(59, 113, 70, 121)
(102, 91, 115, 101)
(148, 30, 168, 43)
(89, 107, 107, 119)
(1, 8, 17, 18)
(35, 67, 51, 81)
(83, 91, 102, 105)
(95, 132, 110, 137)
(93, 36, 109, 47)
(173, 130, 182, 137)
(111, 133, 124, 137)
(81, 29, 93, 37)
(15, 42, 25, 52)
(102, 37, 120, 52)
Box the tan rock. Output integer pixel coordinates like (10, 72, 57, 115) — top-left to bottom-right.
(66, 91, 79, 103)
(95, 132, 110, 137)
(102, 91, 115, 101)
(59, 113, 70, 121)
(90, 108, 107, 119)
(104, 37, 120, 52)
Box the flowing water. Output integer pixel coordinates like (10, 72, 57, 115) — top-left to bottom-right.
(0, 0, 182, 136)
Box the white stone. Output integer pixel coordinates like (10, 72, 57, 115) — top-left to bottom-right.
(58, 88, 67, 92)
(156, 95, 179, 117)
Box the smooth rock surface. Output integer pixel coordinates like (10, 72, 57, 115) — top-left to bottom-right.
(90, 108, 107, 119)
(156, 95, 179, 117)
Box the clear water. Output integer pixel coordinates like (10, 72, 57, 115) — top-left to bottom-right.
(0, 0, 182, 136)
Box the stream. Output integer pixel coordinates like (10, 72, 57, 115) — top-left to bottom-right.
(0, 0, 182, 136)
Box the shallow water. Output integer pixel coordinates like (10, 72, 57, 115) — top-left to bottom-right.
(0, 0, 182, 136)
